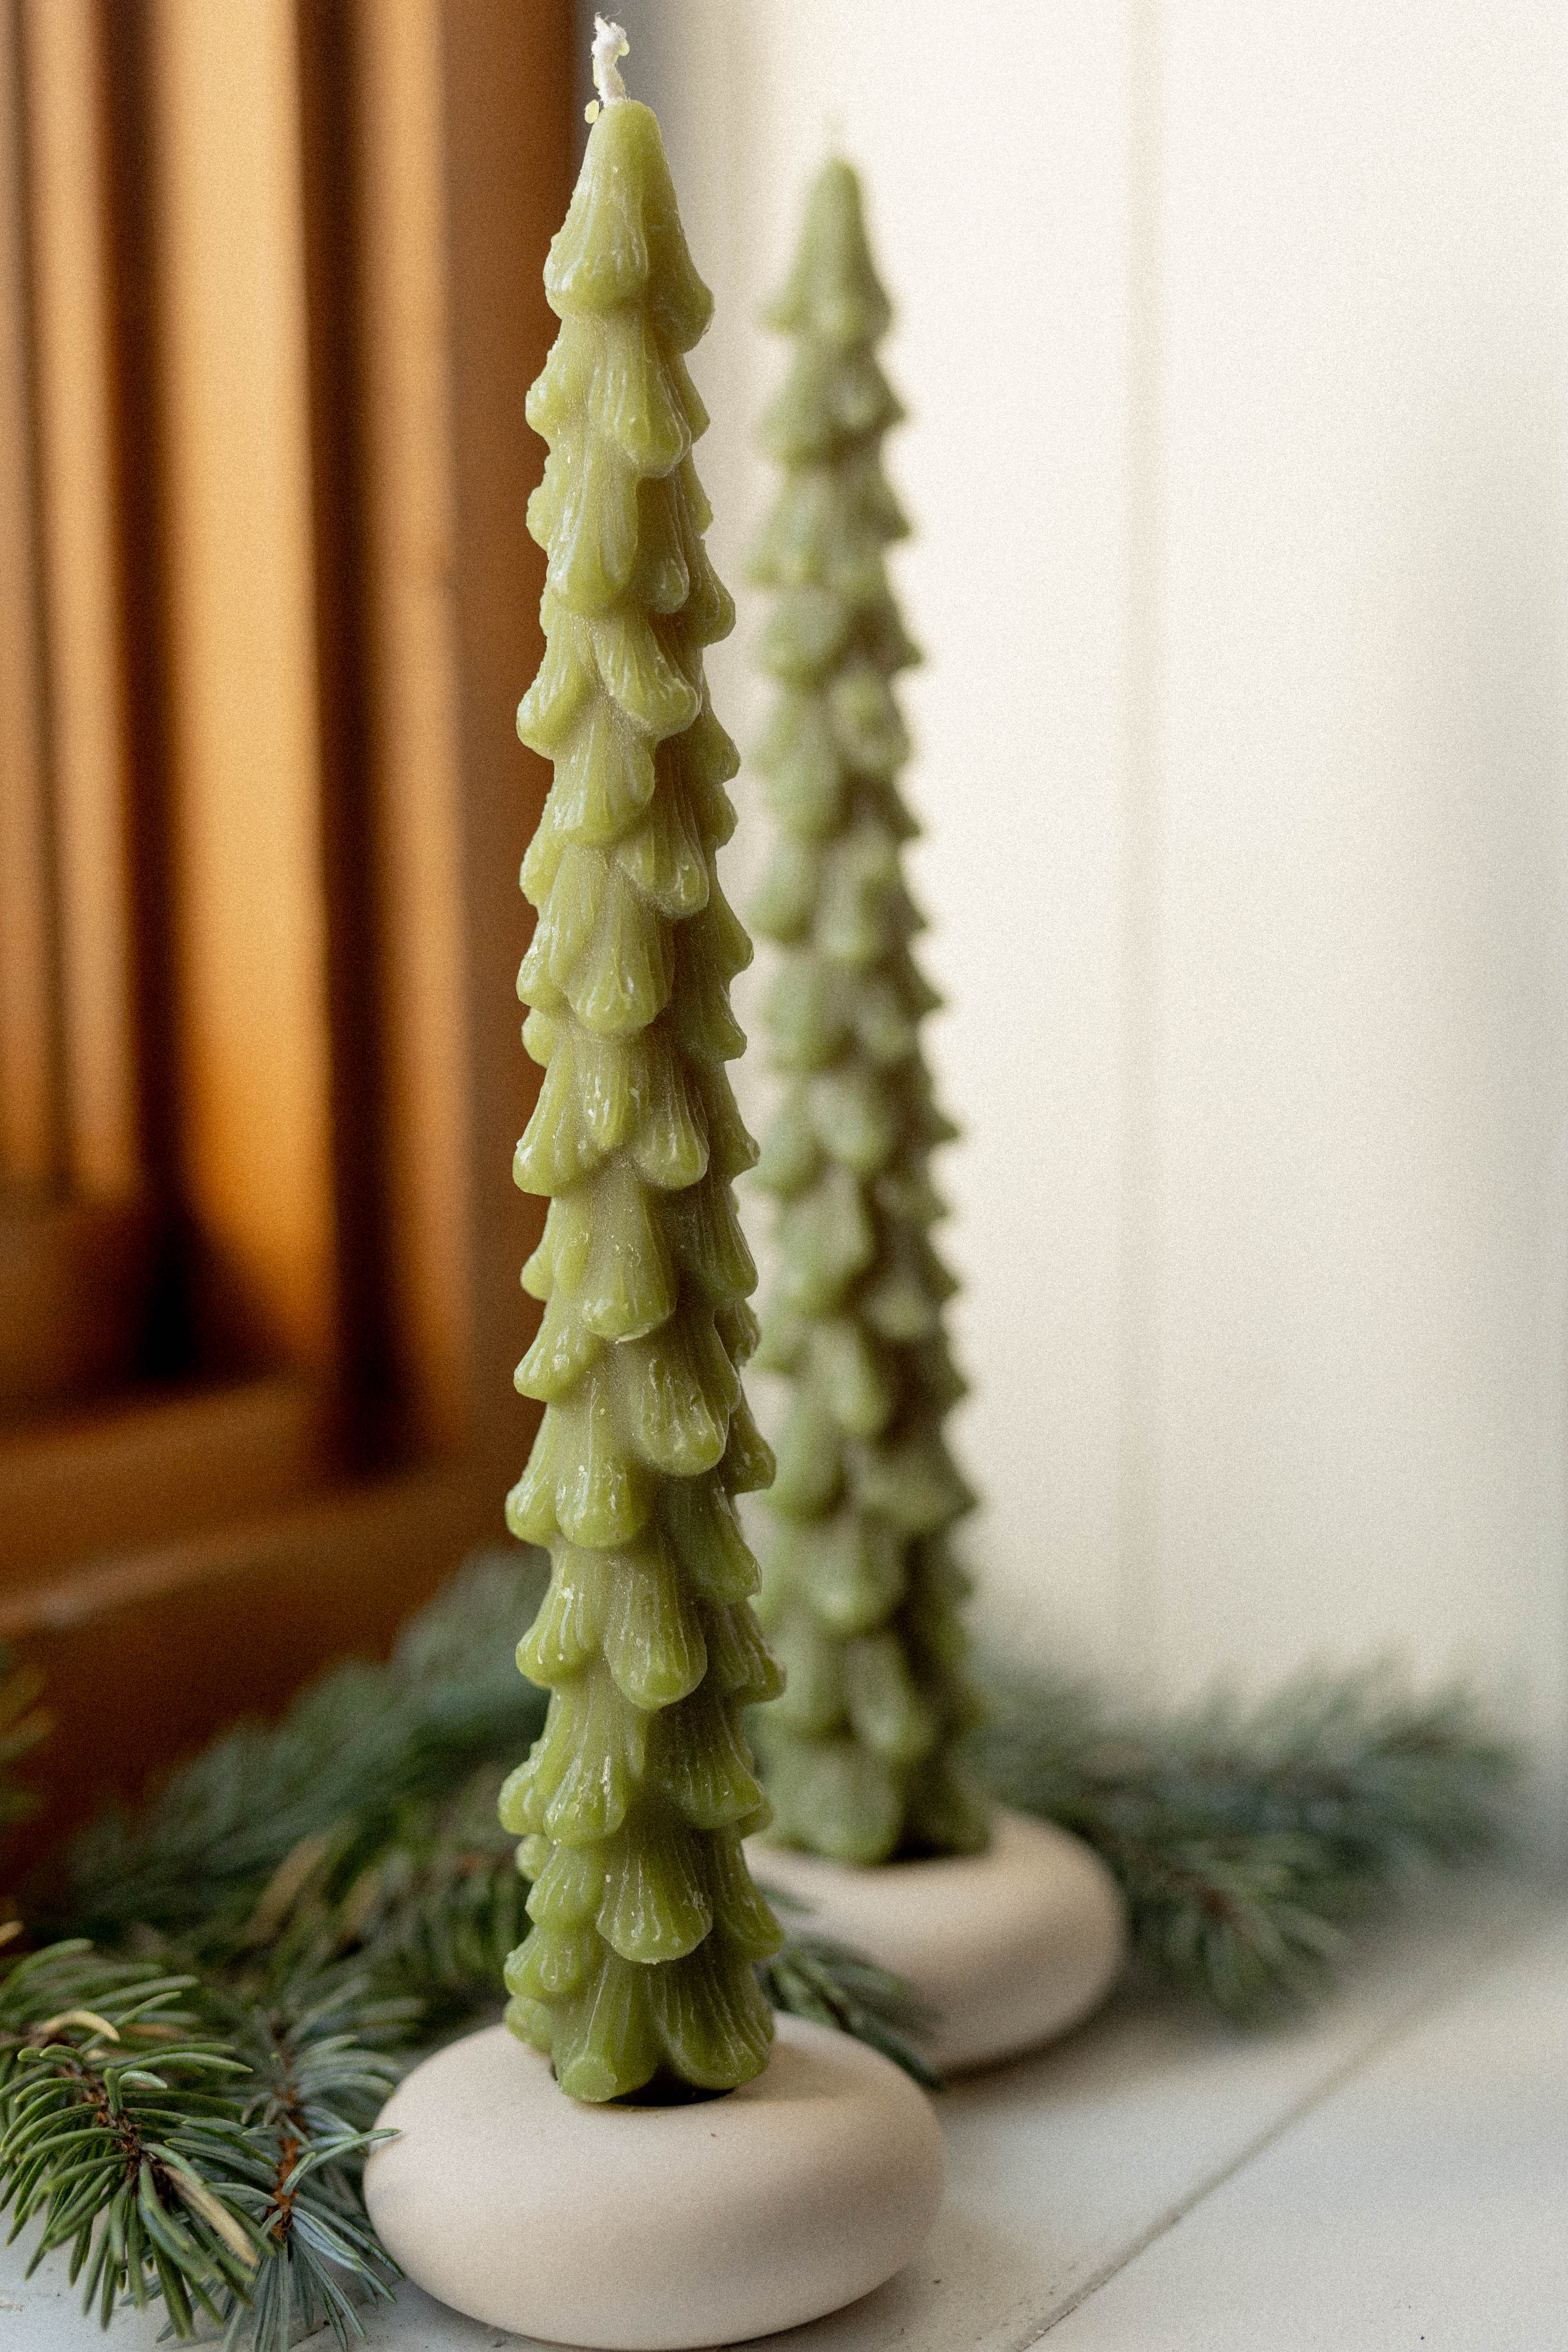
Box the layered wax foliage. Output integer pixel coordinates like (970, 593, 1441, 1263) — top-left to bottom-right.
(750, 161, 986, 1864)
(502, 98, 785, 2101)
(0, 1568, 1517, 2347)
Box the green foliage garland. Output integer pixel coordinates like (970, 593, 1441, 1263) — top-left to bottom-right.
(749, 158, 985, 1866)
(979, 1663, 1516, 2018)
(0, 1562, 1518, 2347)
(0, 1943, 401, 2352)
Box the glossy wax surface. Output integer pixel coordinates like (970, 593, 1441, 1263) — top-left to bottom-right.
(501, 96, 785, 2102)
(749, 161, 986, 1866)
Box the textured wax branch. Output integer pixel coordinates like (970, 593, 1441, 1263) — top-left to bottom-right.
(500, 94, 785, 2103)
(750, 160, 988, 1866)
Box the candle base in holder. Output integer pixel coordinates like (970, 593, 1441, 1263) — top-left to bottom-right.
(750, 1810, 1126, 2075)
(363, 2013, 944, 2352)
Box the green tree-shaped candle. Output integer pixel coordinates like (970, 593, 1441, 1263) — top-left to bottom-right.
(750, 160, 987, 1868)
(499, 34, 784, 2103)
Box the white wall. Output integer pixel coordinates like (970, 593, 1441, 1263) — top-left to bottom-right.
(1155, 6, 1568, 1731)
(583, 2, 1568, 1767)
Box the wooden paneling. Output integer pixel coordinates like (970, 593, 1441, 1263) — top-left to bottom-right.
(442, 0, 569, 1497)
(0, 1370, 324, 1579)
(0, 1192, 155, 1413)
(0, 0, 59, 1190)
(0, 0, 574, 1836)
(350, 0, 471, 1457)
(23, 0, 139, 1199)
(150, 0, 337, 1375)
(0, 1459, 491, 1876)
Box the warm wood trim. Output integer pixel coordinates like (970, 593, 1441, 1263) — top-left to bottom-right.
(22, 0, 139, 1198)
(0, 1191, 156, 1415)
(441, 0, 571, 1491)
(150, 0, 337, 1375)
(0, 1458, 494, 1876)
(0, 1369, 327, 1579)
(295, 0, 390, 1462)
(351, 0, 472, 1459)
(0, 0, 576, 1856)
(0, 0, 60, 1189)
(100, 0, 181, 1229)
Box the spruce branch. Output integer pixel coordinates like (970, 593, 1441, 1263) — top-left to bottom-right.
(0, 1560, 1523, 2348)
(35, 1557, 931, 2091)
(44, 1561, 1518, 2047)
(43, 1556, 548, 1946)
(0, 1945, 258, 2334)
(211, 1769, 941, 2088)
(191, 1960, 405, 2352)
(756, 1921, 939, 2089)
(316, 1778, 529, 2026)
(977, 1661, 1518, 2019)
(202, 1769, 530, 2031)
(0, 1944, 403, 2347)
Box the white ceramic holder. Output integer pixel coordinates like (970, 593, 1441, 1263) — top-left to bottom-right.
(750, 1808, 1127, 2074)
(363, 2012, 945, 2352)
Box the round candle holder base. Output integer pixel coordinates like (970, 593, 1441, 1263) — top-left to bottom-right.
(363, 2013, 944, 2352)
(750, 1809, 1126, 2076)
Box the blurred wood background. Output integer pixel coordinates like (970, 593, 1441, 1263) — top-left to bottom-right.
(629, 0, 1568, 1793)
(0, 0, 572, 1867)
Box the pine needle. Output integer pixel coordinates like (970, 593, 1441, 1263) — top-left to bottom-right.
(976, 1659, 1518, 2019)
(43, 1557, 550, 1948)
(755, 1924, 940, 2089)
(0, 1559, 1523, 2348)
(0, 1944, 403, 2347)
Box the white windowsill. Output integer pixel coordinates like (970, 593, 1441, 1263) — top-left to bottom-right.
(6, 1877, 1564, 2351)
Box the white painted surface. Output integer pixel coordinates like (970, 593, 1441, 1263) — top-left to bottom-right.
(1153, 2, 1568, 1746)
(1047, 1898, 1568, 2349)
(585, 2, 1568, 1771)
(596, 1, 1135, 1674)
(5, 1882, 1561, 2349)
(751, 1811, 1127, 2073)
(363, 2016, 942, 2350)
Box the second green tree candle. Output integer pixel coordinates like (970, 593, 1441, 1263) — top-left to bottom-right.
(750, 160, 987, 1867)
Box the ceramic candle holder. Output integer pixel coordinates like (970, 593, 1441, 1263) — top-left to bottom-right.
(370, 30, 945, 2346)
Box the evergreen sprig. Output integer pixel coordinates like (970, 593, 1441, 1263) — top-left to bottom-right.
(50, 1560, 550, 1946)
(2, 1563, 936, 2342)
(979, 1661, 1517, 2018)
(756, 1925, 939, 2089)
(0, 1942, 403, 2350)
(35, 1560, 933, 2081)
(191, 1961, 407, 2352)
(0, 1945, 260, 2335)
(0, 1557, 1520, 2347)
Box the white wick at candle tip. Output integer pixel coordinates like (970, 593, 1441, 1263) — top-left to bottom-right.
(590, 15, 629, 110)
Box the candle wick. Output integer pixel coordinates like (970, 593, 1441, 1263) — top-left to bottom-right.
(589, 14, 629, 116)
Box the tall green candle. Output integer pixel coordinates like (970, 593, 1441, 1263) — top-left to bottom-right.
(499, 21, 784, 2104)
(750, 159, 987, 1867)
